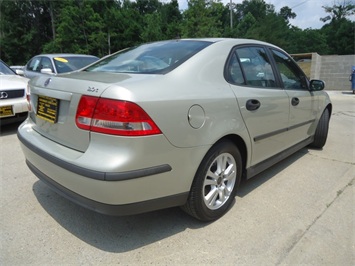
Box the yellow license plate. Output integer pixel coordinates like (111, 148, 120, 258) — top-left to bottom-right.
(36, 96, 59, 123)
(0, 105, 14, 117)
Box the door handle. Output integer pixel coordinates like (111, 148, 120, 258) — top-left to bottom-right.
(291, 97, 300, 106)
(246, 99, 261, 111)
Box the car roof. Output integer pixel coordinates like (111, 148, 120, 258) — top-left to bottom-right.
(191, 38, 279, 46)
(152, 38, 281, 51)
(33, 54, 99, 58)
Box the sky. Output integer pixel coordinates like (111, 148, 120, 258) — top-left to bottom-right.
(176, 0, 355, 29)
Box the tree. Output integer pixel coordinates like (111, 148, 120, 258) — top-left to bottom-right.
(286, 27, 330, 54)
(234, 0, 274, 21)
(279, 6, 296, 24)
(140, 13, 164, 42)
(0, 0, 53, 64)
(133, 0, 162, 15)
(320, 1, 355, 54)
(181, 0, 224, 38)
(321, 19, 355, 54)
(1, 0, 352, 65)
(244, 12, 290, 48)
(235, 12, 256, 37)
(320, 0, 355, 22)
(159, 0, 182, 39)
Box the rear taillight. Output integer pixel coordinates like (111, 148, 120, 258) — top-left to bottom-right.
(76, 96, 162, 136)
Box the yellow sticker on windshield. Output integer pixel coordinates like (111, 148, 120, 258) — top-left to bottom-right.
(54, 57, 68, 63)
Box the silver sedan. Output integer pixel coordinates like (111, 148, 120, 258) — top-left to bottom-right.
(18, 39, 331, 221)
(18, 54, 99, 79)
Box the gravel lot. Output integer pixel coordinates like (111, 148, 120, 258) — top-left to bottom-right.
(1, 91, 354, 265)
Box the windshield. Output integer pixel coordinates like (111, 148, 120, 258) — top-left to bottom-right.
(85, 40, 212, 74)
(0, 61, 16, 75)
(54, 56, 99, 74)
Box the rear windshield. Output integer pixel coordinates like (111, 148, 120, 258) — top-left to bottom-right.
(85, 40, 212, 74)
(54, 56, 99, 73)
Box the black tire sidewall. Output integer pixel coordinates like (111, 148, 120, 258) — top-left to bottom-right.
(311, 108, 330, 149)
(190, 140, 242, 221)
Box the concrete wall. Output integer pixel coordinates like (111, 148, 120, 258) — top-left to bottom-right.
(295, 53, 355, 91)
(316, 55, 355, 90)
(310, 53, 322, 80)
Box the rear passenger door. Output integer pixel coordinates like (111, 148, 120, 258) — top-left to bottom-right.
(270, 49, 318, 146)
(227, 46, 290, 166)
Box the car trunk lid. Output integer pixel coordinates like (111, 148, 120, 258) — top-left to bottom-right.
(28, 72, 132, 152)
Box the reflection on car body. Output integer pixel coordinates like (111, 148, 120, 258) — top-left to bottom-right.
(18, 38, 332, 221)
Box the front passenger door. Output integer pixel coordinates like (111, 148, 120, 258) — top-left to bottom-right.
(271, 49, 318, 146)
(227, 46, 290, 166)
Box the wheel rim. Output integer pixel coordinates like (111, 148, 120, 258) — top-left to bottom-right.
(203, 152, 237, 210)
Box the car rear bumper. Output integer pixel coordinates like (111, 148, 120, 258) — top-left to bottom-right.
(26, 159, 188, 216)
(18, 119, 210, 214)
(0, 112, 27, 126)
(18, 130, 172, 181)
(0, 99, 28, 125)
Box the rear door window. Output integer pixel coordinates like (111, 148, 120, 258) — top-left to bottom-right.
(233, 46, 276, 88)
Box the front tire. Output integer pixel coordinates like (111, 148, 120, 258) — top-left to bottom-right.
(182, 140, 242, 221)
(310, 108, 330, 149)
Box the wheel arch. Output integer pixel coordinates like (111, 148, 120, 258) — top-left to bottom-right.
(187, 134, 248, 191)
(182, 133, 247, 221)
(215, 134, 248, 178)
(326, 103, 332, 118)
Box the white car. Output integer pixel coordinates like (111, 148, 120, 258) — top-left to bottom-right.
(0, 60, 29, 125)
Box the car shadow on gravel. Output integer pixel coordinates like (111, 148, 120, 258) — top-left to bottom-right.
(32, 180, 205, 252)
(237, 148, 309, 197)
(32, 147, 309, 252)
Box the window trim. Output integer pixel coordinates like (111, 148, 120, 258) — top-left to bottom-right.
(224, 44, 310, 91)
(225, 44, 282, 89)
(268, 48, 310, 91)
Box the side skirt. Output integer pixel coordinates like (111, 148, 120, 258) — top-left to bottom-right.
(245, 137, 313, 179)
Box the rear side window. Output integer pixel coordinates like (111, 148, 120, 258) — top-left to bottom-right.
(227, 53, 245, 85)
(27, 57, 42, 72)
(271, 50, 308, 90)
(86, 40, 212, 74)
(227, 46, 276, 88)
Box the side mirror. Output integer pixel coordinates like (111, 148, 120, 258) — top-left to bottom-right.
(16, 69, 24, 76)
(310, 79, 325, 91)
(40, 68, 54, 74)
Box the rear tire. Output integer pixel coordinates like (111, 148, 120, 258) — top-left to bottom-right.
(310, 108, 330, 149)
(182, 140, 242, 222)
